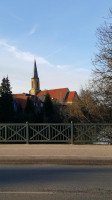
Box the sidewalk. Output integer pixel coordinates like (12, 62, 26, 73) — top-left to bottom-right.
(0, 144, 112, 165)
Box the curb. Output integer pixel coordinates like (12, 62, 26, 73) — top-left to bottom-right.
(0, 159, 112, 165)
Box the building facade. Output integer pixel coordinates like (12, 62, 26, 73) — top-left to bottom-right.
(13, 59, 78, 111)
(29, 59, 78, 104)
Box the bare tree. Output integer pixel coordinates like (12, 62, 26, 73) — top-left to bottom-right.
(92, 9, 112, 107)
(68, 89, 102, 122)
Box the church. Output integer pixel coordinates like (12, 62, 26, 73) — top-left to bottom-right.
(13, 60, 77, 110)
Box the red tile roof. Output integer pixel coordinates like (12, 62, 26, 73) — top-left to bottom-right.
(13, 89, 77, 109)
(13, 94, 29, 109)
(65, 91, 77, 102)
(37, 88, 69, 103)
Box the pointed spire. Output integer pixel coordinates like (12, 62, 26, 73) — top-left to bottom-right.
(33, 59, 38, 78)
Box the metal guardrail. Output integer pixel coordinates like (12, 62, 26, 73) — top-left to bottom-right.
(0, 122, 112, 144)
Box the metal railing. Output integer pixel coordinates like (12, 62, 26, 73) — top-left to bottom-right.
(0, 122, 112, 144)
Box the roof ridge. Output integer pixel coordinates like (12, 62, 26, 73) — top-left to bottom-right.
(39, 88, 68, 92)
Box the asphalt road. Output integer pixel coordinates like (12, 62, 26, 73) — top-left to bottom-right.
(0, 165, 112, 200)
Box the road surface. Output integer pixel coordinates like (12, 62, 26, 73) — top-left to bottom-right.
(0, 165, 112, 199)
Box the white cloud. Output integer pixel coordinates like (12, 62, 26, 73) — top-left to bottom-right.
(56, 64, 71, 70)
(0, 40, 50, 65)
(28, 24, 38, 36)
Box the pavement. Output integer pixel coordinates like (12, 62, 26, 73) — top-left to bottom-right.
(0, 144, 112, 165)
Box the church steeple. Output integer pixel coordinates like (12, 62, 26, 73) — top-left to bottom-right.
(33, 59, 38, 78)
(29, 59, 40, 95)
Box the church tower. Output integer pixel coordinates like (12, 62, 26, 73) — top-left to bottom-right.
(29, 59, 40, 95)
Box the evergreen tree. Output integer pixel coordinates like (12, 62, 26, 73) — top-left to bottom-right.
(43, 93, 54, 122)
(0, 76, 14, 122)
(24, 97, 35, 114)
(24, 97, 36, 122)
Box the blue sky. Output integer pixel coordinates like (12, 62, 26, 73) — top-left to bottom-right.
(0, 0, 112, 94)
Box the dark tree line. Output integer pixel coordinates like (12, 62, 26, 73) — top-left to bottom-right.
(0, 76, 14, 122)
(0, 75, 112, 123)
(0, 77, 62, 123)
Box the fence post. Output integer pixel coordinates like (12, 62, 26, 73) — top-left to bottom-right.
(71, 121, 73, 144)
(26, 122, 29, 144)
(94, 124, 97, 143)
(5, 124, 7, 141)
(49, 124, 51, 141)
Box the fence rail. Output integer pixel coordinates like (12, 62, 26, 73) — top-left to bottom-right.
(0, 123, 112, 144)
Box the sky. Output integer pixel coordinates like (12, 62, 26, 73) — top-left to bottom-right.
(0, 0, 112, 94)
